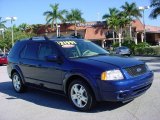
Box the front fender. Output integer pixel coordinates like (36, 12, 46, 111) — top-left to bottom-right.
(63, 69, 101, 101)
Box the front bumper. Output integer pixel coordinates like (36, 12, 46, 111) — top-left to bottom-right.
(97, 71, 153, 102)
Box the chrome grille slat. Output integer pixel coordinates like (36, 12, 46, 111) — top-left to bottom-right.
(125, 64, 147, 77)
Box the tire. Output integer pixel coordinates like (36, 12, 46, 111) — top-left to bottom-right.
(12, 72, 25, 93)
(68, 79, 95, 111)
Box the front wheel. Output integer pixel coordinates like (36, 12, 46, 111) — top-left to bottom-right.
(68, 79, 95, 111)
(12, 72, 25, 93)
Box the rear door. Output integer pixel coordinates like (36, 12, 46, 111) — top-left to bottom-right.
(19, 41, 40, 84)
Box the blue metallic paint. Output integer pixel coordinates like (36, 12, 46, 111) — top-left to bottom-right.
(7, 38, 154, 102)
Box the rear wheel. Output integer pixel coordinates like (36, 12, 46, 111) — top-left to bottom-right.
(68, 79, 95, 111)
(12, 72, 25, 93)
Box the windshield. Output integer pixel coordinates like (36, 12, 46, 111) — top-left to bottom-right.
(56, 40, 109, 58)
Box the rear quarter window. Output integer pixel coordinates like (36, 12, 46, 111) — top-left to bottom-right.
(9, 41, 25, 58)
(21, 42, 39, 60)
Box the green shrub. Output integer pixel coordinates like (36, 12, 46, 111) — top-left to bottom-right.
(134, 46, 160, 56)
(122, 40, 136, 54)
(112, 42, 119, 48)
(134, 42, 152, 55)
(151, 46, 160, 55)
(111, 40, 160, 56)
(135, 42, 150, 49)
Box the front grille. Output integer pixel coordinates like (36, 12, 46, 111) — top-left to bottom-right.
(125, 64, 147, 77)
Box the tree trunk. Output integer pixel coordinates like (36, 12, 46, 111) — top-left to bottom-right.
(129, 24, 132, 40)
(74, 22, 77, 36)
(51, 20, 54, 28)
(3, 47, 5, 54)
(120, 27, 123, 43)
(55, 19, 59, 37)
(118, 33, 122, 47)
(129, 16, 132, 40)
(113, 30, 115, 43)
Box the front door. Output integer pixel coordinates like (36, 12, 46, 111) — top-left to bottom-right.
(35, 43, 63, 90)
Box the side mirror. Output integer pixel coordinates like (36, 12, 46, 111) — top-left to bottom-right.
(46, 55, 58, 62)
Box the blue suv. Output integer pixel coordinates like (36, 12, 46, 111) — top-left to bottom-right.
(7, 37, 153, 111)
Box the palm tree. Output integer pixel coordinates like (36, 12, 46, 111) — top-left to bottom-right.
(118, 11, 130, 43)
(118, 12, 130, 29)
(102, 8, 120, 43)
(43, 3, 67, 37)
(121, 2, 142, 39)
(149, 0, 160, 19)
(103, 8, 130, 46)
(0, 17, 6, 29)
(0, 17, 6, 38)
(18, 23, 29, 32)
(66, 9, 85, 36)
(30, 24, 42, 35)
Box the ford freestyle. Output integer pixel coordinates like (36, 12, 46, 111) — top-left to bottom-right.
(7, 37, 154, 111)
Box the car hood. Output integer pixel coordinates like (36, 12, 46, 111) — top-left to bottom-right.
(74, 55, 144, 68)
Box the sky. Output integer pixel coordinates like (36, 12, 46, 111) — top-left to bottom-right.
(0, 0, 159, 27)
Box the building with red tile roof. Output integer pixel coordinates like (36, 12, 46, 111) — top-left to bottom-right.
(36, 19, 160, 47)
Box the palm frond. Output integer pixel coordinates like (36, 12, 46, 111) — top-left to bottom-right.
(149, 7, 160, 18)
(43, 11, 53, 16)
(150, 0, 160, 7)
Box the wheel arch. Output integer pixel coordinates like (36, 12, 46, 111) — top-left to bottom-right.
(11, 65, 25, 84)
(63, 74, 100, 101)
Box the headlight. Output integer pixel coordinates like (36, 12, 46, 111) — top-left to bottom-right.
(101, 69, 124, 81)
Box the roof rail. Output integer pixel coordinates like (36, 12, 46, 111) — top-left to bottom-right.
(29, 36, 50, 41)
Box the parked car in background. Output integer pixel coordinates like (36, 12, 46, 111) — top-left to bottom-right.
(114, 46, 131, 56)
(0, 54, 8, 65)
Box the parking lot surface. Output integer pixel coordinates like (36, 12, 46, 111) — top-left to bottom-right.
(0, 56, 160, 120)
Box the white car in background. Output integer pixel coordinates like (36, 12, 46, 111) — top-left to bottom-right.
(115, 46, 131, 56)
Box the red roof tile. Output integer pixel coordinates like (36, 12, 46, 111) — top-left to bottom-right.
(131, 19, 144, 32)
(145, 25, 160, 33)
(84, 27, 106, 40)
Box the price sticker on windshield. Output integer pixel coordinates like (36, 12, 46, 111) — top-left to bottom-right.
(56, 41, 77, 46)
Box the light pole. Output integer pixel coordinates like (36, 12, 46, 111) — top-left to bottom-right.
(6, 17, 17, 47)
(139, 6, 150, 42)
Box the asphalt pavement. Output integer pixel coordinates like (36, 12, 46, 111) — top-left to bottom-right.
(0, 56, 160, 120)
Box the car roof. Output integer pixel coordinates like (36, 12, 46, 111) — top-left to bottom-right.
(50, 38, 84, 41)
(117, 46, 129, 49)
(17, 36, 85, 44)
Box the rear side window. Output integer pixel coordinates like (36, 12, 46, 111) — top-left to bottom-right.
(21, 42, 39, 59)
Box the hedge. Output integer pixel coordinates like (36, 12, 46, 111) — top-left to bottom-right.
(134, 46, 160, 56)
